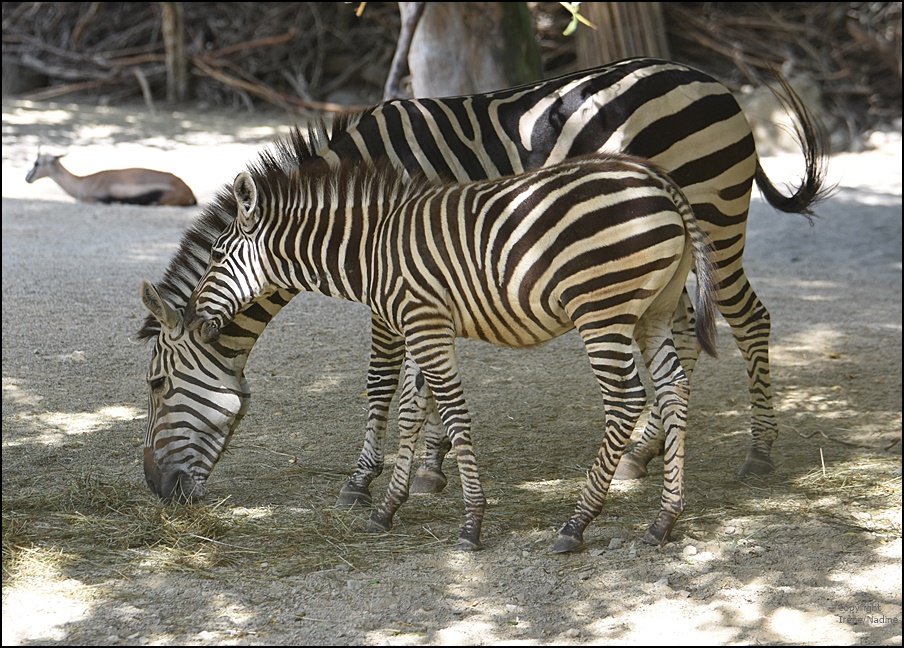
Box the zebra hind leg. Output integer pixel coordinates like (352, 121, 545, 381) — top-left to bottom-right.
(635, 326, 691, 546)
(720, 276, 777, 478)
(616, 289, 697, 480)
(552, 334, 646, 554)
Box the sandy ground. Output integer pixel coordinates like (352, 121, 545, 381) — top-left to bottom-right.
(2, 98, 902, 646)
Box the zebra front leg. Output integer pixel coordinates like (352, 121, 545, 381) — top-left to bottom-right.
(411, 395, 452, 494)
(553, 338, 646, 553)
(336, 318, 407, 508)
(394, 353, 452, 494)
(615, 289, 697, 480)
(367, 355, 429, 533)
(409, 336, 486, 551)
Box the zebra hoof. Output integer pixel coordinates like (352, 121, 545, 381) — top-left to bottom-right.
(365, 514, 392, 534)
(550, 533, 584, 554)
(613, 454, 649, 480)
(410, 467, 448, 494)
(454, 537, 482, 552)
(335, 485, 372, 509)
(737, 450, 774, 479)
(642, 511, 678, 546)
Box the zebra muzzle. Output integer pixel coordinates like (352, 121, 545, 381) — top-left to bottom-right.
(199, 319, 221, 343)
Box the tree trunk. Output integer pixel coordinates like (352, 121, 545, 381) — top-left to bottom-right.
(575, 2, 670, 68)
(160, 2, 188, 104)
(402, 2, 542, 98)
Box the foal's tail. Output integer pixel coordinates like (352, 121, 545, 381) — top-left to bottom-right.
(666, 180, 719, 359)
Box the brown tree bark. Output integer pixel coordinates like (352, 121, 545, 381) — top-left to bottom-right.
(401, 2, 542, 98)
(160, 2, 188, 104)
(575, 2, 670, 68)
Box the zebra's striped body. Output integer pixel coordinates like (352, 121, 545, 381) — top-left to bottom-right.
(185, 148, 718, 550)
(318, 57, 827, 490)
(139, 57, 827, 510)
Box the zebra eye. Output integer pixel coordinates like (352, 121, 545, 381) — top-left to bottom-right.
(149, 377, 166, 393)
(211, 248, 225, 263)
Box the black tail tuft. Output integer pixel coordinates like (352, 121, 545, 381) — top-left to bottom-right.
(754, 70, 835, 221)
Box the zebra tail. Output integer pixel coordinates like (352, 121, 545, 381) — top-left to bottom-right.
(667, 181, 719, 359)
(690, 230, 719, 360)
(753, 70, 835, 220)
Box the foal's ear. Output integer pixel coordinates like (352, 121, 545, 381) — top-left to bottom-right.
(140, 279, 182, 332)
(233, 171, 259, 232)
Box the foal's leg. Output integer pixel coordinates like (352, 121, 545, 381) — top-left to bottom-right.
(553, 325, 646, 554)
(406, 331, 487, 551)
(337, 316, 407, 507)
(368, 354, 433, 532)
(615, 288, 698, 480)
(634, 314, 691, 545)
(409, 365, 453, 494)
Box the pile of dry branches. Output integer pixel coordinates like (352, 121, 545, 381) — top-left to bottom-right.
(1, 2, 401, 112)
(663, 2, 902, 135)
(3, 2, 901, 135)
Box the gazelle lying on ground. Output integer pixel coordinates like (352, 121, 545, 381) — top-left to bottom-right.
(25, 152, 197, 206)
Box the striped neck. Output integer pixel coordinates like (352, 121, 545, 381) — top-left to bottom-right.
(246, 158, 435, 305)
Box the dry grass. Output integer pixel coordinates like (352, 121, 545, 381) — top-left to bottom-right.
(3, 438, 900, 591)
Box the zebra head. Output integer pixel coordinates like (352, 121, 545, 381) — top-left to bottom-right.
(185, 171, 275, 338)
(140, 279, 251, 503)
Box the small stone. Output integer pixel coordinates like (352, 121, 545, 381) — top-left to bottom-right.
(608, 537, 625, 550)
(654, 576, 670, 587)
(683, 545, 698, 556)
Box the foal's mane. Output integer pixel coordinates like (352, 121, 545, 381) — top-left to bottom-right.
(137, 112, 365, 339)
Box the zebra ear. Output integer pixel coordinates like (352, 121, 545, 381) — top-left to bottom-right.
(140, 279, 182, 331)
(233, 171, 259, 232)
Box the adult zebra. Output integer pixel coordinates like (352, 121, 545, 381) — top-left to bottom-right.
(139, 57, 828, 510)
(184, 147, 720, 551)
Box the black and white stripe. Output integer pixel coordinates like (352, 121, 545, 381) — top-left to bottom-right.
(140, 57, 827, 511)
(185, 147, 718, 550)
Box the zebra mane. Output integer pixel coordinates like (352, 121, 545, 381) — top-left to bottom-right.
(138, 112, 370, 340)
(245, 121, 437, 226)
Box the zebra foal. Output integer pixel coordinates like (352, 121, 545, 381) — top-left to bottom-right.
(183, 144, 718, 551)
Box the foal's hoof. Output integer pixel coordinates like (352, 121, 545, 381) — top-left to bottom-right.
(454, 537, 482, 552)
(551, 532, 584, 554)
(613, 454, 649, 480)
(642, 511, 678, 546)
(365, 515, 392, 534)
(335, 485, 372, 509)
(737, 450, 775, 480)
(410, 468, 448, 494)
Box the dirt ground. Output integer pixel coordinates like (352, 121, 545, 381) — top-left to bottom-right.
(2, 98, 901, 646)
